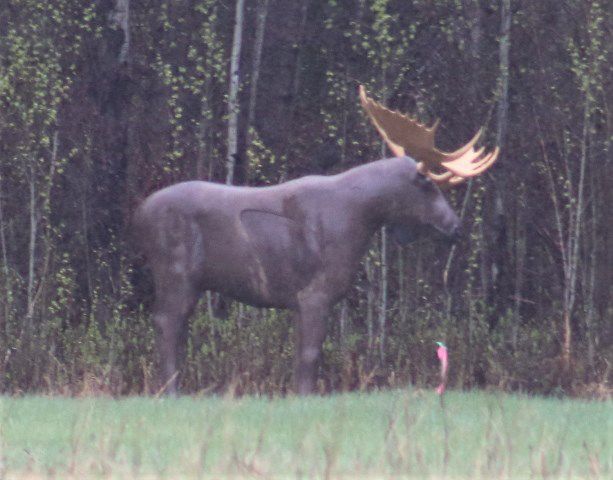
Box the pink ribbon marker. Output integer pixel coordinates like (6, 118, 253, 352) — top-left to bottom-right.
(436, 341, 448, 395)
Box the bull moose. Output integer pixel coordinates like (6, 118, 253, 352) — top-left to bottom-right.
(133, 86, 499, 394)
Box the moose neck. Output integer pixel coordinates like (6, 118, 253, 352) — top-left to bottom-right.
(338, 157, 411, 230)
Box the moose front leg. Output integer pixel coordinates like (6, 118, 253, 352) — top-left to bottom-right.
(152, 278, 199, 395)
(293, 291, 330, 395)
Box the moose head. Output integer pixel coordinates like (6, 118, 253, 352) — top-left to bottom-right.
(358, 85, 498, 244)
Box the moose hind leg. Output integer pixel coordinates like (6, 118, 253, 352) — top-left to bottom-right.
(152, 281, 198, 395)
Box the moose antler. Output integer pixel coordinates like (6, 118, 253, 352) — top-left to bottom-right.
(359, 85, 498, 186)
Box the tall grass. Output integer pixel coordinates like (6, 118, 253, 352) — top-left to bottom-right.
(1, 389, 610, 478)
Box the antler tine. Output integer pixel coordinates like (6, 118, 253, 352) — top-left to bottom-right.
(468, 148, 499, 175)
(442, 146, 499, 177)
(438, 128, 482, 162)
(359, 85, 499, 187)
(448, 176, 467, 186)
(432, 147, 499, 187)
(440, 146, 487, 176)
(426, 170, 454, 184)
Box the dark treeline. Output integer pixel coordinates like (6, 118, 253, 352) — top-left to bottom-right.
(0, 0, 611, 396)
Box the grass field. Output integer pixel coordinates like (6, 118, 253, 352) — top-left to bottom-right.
(0, 389, 610, 479)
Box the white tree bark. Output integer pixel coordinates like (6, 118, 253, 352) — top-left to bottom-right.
(377, 88, 388, 364)
(26, 162, 37, 320)
(584, 173, 597, 372)
(378, 226, 387, 363)
(226, 0, 245, 185)
(562, 89, 590, 370)
(365, 256, 374, 354)
(110, 0, 130, 64)
(26, 131, 60, 321)
(538, 86, 590, 375)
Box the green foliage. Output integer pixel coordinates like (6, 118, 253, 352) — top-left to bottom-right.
(246, 128, 285, 184)
(152, 0, 227, 176)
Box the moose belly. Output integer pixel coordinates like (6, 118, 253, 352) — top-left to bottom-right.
(203, 249, 317, 310)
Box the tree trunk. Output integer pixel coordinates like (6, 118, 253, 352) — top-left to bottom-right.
(397, 246, 407, 324)
(512, 189, 526, 350)
(226, 0, 245, 185)
(0, 174, 11, 336)
(496, 0, 511, 152)
(377, 86, 388, 365)
(490, 0, 511, 320)
(464, 0, 483, 104)
(365, 256, 374, 355)
(246, 0, 270, 144)
(197, 92, 211, 179)
(290, 2, 309, 102)
(584, 170, 597, 376)
(339, 299, 348, 349)
(378, 227, 387, 364)
(562, 87, 591, 374)
(112, 0, 130, 64)
(26, 162, 37, 321)
(279, 1, 310, 168)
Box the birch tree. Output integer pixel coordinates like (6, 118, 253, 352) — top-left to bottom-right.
(110, 0, 130, 64)
(226, 0, 245, 185)
(547, 1, 605, 375)
(491, 0, 511, 309)
(366, 0, 409, 362)
(1, 6, 69, 321)
(247, 0, 270, 144)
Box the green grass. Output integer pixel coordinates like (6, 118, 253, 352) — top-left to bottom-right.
(1, 389, 611, 478)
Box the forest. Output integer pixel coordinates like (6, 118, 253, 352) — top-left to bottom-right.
(0, 0, 611, 397)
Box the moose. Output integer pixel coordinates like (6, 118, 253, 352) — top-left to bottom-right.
(133, 86, 498, 394)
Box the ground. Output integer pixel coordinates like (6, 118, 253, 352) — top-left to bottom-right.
(1, 389, 610, 478)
